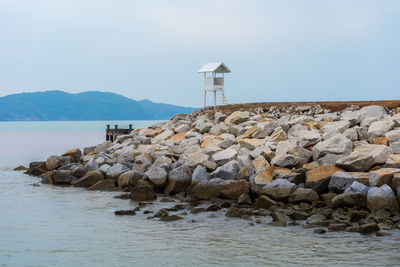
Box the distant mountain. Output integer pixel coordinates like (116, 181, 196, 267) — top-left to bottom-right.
(0, 90, 198, 121)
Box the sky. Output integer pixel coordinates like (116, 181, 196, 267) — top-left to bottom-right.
(0, 0, 399, 107)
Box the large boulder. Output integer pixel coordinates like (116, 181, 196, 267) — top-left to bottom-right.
(165, 165, 192, 194)
(211, 148, 238, 165)
(367, 117, 394, 140)
(191, 178, 249, 200)
(385, 130, 400, 153)
(298, 131, 322, 148)
(185, 151, 210, 168)
(354, 145, 392, 165)
(52, 170, 76, 185)
(288, 188, 319, 203)
(225, 111, 250, 125)
(258, 179, 297, 200)
(385, 154, 400, 168)
(72, 170, 104, 187)
(45, 155, 61, 170)
(312, 134, 352, 160)
(332, 181, 369, 207)
(368, 168, 400, 187)
(305, 164, 344, 193)
(328, 171, 369, 193)
(359, 105, 387, 120)
(211, 161, 239, 180)
(255, 195, 277, 209)
(145, 166, 168, 187)
(191, 165, 211, 185)
(106, 163, 130, 180)
(62, 148, 81, 162)
(320, 121, 350, 140)
(336, 152, 375, 172)
(367, 185, 399, 213)
(238, 138, 264, 150)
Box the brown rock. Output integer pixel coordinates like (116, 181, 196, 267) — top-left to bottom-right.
(369, 168, 400, 187)
(370, 137, 389, 146)
(221, 179, 251, 200)
(255, 195, 277, 209)
(305, 164, 344, 193)
(45, 155, 61, 170)
(130, 185, 157, 201)
(385, 154, 400, 168)
(252, 156, 270, 173)
(86, 150, 100, 156)
(169, 132, 186, 141)
(241, 126, 259, 138)
(62, 148, 81, 162)
(144, 128, 162, 137)
(88, 179, 115, 191)
(72, 170, 104, 187)
(13, 166, 27, 171)
(253, 166, 285, 185)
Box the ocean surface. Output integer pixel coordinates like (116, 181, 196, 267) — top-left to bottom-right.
(1, 121, 400, 267)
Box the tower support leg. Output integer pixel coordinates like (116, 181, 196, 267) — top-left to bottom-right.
(204, 91, 206, 108)
(213, 91, 216, 106)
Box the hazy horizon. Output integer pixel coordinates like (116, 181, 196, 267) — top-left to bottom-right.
(1, 0, 399, 106)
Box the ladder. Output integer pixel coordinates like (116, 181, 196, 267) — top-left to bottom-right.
(218, 89, 228, 105)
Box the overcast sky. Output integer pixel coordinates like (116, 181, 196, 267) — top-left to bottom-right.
(0, 0, 399, 107)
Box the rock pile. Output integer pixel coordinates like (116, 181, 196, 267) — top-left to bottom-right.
(24, 104, 400, 234)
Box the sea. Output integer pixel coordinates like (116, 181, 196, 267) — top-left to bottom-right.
(0, 121, 400, 267)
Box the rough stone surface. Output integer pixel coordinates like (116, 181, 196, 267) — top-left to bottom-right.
(145, 166, 168, 187)
(72, 170, 104, 187)
(165, 165, 192, 194)
(313, 134, 352, 160)
(367, 185, 399, 213)
(336, 152, 375, 172)
(305, 164, 344, 193)
(288, 188, 319, 203)
(259, 179, 297, 200)
(130, 185, 157, 201)
(332, 181, 369, 207)
(328, 171, 369, 193)
(211, 148, 238, 165)
(211, 161, 239, 180)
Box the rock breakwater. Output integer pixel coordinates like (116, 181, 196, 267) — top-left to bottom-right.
(23, 103, 400, 235)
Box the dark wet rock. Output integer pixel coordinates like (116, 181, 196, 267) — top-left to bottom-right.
(114, 193, 130, 199)
(359, 223, 380, 234)
(145, 166, 168, 187)
(114, 209, 136, 216)
(14, 165, 27, 171)
(255, 195, 277, 209)
(237, 194, 252, 205)
(306, 214, 329, 227)
(271, 212, 290, 226)
(167, 204, 186, 212)
(160, 215, 183, 222)
(288, 188, 319, 203)
(130, 185, 157, 201)
(221, 201, 232, 208)
(225, 206, 251, 219)
(350, 210, 368, 222)
(206, 204, 221, 211)
(346, 225, 360, 232)
(88, 179, 115, 191)
(259, 179, 296, 200)
(328, 223, 347, 231)
(143, 210, 153, 214)
(367, 185, 399, 213)
(27, 161, 48, 176)
(52, 170, 76, 185)
(369, 168, 400, 187)
(376, 231, 391, 236)
(72, 166, 87, 178)
(159, 197, 175, 203)
(314, 228, 327, 234)
(154, 209, 169, 218)
(72, 170, 104, 187)
(190, 207, 208, 214)
(165, 164, 192, 194)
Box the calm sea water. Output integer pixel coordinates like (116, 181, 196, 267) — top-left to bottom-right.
(1, 121, 400, 267)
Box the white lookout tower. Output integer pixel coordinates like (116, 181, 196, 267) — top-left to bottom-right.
(198, 62, 230, 107)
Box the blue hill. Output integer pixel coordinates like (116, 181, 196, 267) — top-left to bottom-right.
(0, 90, 198, 121)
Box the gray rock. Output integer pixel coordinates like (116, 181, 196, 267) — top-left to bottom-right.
(191, 165, 211, 185)
(165, 165, 192, 194)
(174, 124, 190, 133)
(106, 163, 130, 180)
(52, 170, 75, 185)
(145, 166, 168, 187)
(354, 145, 392, 165)
(332, 181, 369, 207)
(336, 152, 375, 172)
(317, 154, 342, 165)
(255, 195, 277, 209)
(298, 131, 322, 148)
(211, 148, 238, 165)
(321, 120, 350, 140)
(343, 128, 358, 141)
(185, 151, 209, 168)
(328, 171, 369, 193)
(359, 105, 387, 120)
(195, 121, 213, 134)
(288, 188, 319, 203)
(252, 121, 277, 138)
(211, 161, 239, 180)
(385, 130, 400, 154)
(259, 179, 297, 200)
(368, 117, 395, 140)
(307, 214, 329, 226)
(88, 179, 115, 191)
(367, 185, 399, 213)
(313, 133, 352, 160)
(225, 111, 250, 125)
(341, 111, 361, 126)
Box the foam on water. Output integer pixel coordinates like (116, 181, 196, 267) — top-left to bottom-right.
(1, 121, 400, 266)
